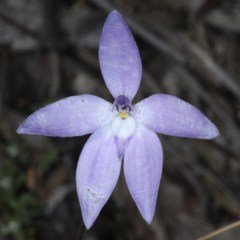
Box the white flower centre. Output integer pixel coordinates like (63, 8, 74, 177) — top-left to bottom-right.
(111, 116, 136, 139)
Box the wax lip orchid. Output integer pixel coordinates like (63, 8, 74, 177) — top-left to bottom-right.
(17, 10, 219, 229)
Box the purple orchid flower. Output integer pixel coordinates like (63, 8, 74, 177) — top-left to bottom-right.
(17, 10, 219, 229)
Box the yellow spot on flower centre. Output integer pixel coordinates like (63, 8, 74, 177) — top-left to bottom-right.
(119, 112, 129, 119)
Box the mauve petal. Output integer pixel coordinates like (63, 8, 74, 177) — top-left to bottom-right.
(17, 94, 115, 137)
(124, 126, 163, 223)
(76, 125, 121, 229)
(133, 94, 219, 139)
(99, 10, 142, 100)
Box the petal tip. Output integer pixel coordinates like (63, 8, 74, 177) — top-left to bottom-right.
(79, 196, 103, 230)
(82, 216, 94, 230)
(203, 119, 220, 139)
(104, 10, 126, 30)
(140, 208, 154, 224)
(109, 10, 121, 16)
(79, 201, 98, 230)
(16, 120, 35, 135)
(16, 124, 27, 134)
(144, 214, 153, 224)
(207, 125, 220, 139)
(108, 10, 123, 20)
(16, 126, 23, 134)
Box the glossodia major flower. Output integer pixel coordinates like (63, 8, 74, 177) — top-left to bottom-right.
(17, 10, 219, 229)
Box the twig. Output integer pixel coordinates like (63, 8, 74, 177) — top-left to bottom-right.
(197, 220, 240, 240)
(185, 39, 240, 99)
(0, 9, 41, 41)
(0, 5, 66, 50)
(41, 0, 68, 49)
(0, 7, 99, 79)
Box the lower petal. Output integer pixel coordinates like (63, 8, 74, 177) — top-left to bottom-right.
(124, 126, 163, 223)
(76, 125, 121, 229)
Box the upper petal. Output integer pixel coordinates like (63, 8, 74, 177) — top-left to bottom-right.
(17, 94, 115, 137)
(133, 94, 219, 139)
(124, 126, 163, 223)
(99, 10, 142, 100)
(76, 125, 121, 229)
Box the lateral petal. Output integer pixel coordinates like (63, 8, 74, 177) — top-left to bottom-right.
(17, 94, 115, 137)
(99, 10, 142, 100)
(133, 94, 219, 139)
(76, 125, 121, 229)
(124, 126, 163, 223)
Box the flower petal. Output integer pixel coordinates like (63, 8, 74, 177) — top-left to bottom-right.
(124, 126, 163, 223)
(99, 10, 142, 100)
(76, 125, 121, 229)
(111, 116, 136, 139)
(133, 94, 219, 139)
(17, 94, 115, 137)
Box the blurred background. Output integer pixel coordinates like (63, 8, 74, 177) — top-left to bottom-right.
(0, 0, 240, 239)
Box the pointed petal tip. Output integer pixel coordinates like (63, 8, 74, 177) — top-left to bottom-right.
(201, 118, 219, 139)
(16, 120, 38, 135)
(139, 200, 155, 225)
(142, 211, 154, 225)
(85, 223, 92, 230)
(215, 128, 220, 137)
(16, 126, 23, 134)
(206, 124, 220, 139)
(16, 123, 28, 135)
(106, 10, 123, 23)
(82, 214, 95, 230)
(78, 194, 100, 230)
(109, 10, 121, 16)
(78, 191, 101, 230)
